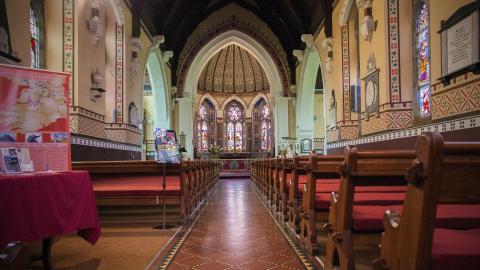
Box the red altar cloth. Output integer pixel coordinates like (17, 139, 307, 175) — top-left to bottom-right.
(0, 171, 100, 247)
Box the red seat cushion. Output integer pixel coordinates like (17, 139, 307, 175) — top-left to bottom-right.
(353, 205, 480, 231)
(93, 176, 181, 197)
(297, 179, 341, 193)
(316, 192, 405, 210)
(432, 228, 480, 270)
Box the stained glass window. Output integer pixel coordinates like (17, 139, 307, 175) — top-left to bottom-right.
(29, 4, 40, 69)
(253, 99, 271, 151)
(225, 101, 244, 151)
(197, 99, 216, 151)
(416, 2, 431, 117)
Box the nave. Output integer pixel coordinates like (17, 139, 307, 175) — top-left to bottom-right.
(165, 179, 308, 270)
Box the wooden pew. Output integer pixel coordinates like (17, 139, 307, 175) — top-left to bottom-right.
(298, 154, 344, 254)
(268, 158, 280, 206)
(274, 158, 293, 215)
(374, 133, 480, 270)
(286, 155, 309, 230)
(73, 160, 219, 223)
(323, 148, 416, 269)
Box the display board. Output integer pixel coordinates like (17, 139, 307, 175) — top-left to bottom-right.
(153, 128, 180, 164)
(0, 64, 70, 172)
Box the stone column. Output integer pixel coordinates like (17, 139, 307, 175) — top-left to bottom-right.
(177, 96, 193, 158)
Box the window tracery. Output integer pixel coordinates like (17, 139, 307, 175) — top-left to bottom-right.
(416, 2, 431, 118)
(225, 101, 245, 151)
(253, 98, 271, 151)
(29, 3, 40, 69)
(197, 99, 216, 151)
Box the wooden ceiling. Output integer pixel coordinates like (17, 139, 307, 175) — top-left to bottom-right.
(132, 0, 333, 86)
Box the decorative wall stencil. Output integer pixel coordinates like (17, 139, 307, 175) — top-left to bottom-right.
(431, 76, 480, 120)
(69, 107, 106, 139)
(63, 0, 74, 106)
(388, 0, 401, 102)
(340, 125, 359, 140)
(328, 115, 479, 149)
(341, 26, 351, 120)
(115, 24, 124, 123)
(361, 109, 413, 135)
(105, 125, 141, 145)
(71, 135, 141, 152)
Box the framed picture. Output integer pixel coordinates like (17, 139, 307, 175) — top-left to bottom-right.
(301, 138, 312, 153)
(153, 128, 180, 164)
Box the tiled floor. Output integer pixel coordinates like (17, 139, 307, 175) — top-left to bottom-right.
(167, 179, 306, 270)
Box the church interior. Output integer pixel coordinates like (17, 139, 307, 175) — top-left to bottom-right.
(1, 0, 480, 269)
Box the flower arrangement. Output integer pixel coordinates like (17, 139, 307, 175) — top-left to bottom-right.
(207, 144, 223, 154)
(278, 148, 288, 157)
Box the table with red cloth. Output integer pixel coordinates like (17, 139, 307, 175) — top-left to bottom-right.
(0, 171, 101, 268)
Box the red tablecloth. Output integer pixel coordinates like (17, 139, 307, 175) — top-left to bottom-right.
(0, 171, 100, 247)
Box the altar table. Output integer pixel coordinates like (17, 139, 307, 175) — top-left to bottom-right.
(0, 171, 100, 269)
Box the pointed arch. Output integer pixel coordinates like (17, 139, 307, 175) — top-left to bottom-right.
(220, 95, 248, 112)
(296, 47, 321, 139)
(198, 94, 220, 112)
(338, 0, 356, 26)
(248, 93, 270, 110)
(145, 47, 171, 129)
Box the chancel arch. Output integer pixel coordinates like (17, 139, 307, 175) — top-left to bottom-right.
(179, 29, 290, 157)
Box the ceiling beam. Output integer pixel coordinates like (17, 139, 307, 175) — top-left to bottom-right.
(320, 0, 333, 37)
(290, 0, 311, 32)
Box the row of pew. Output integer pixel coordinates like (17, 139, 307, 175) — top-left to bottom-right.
(250, 132, 480, 270)
(72, 159, 220, 223)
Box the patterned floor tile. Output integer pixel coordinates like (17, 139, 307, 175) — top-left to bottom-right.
(164, 179, 309, 270)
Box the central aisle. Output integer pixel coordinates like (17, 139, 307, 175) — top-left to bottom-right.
(167, 179, 306, 270)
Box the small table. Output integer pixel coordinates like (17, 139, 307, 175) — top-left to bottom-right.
(0, 171, 101, 269)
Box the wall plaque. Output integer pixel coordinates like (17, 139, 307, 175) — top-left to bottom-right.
(440, 1, 480, 84)
(362, 52, 380, 120)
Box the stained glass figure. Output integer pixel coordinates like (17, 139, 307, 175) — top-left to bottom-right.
(253, 99, 272, 151)
(416, 3, 431, 117)
(197, 99, 216, 151)
(227, 122, 235, 150)
(29, 4, 40, 69)
(224, 101, 245, 151)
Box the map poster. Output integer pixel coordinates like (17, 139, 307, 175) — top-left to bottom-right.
(0, 64, 70, 172)
(153, 128, 180, 164)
